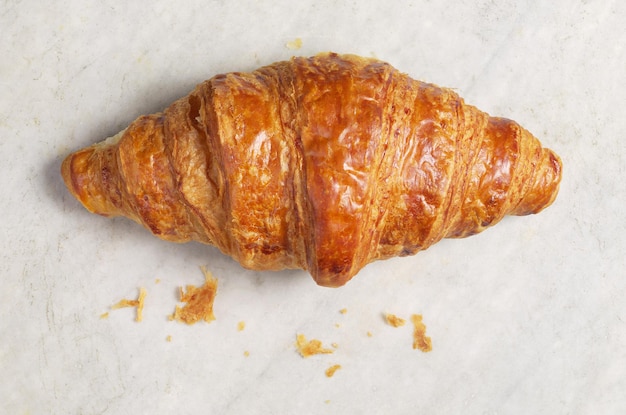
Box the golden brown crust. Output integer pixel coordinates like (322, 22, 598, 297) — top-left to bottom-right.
(61, 52, 562, 287)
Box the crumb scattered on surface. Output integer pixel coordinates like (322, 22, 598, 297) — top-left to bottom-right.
(339, 308, 347, 314)
(243, 351, 250, 357)
(367, 331, 373, 337)
(166, 335, 172, 342)
(335, 323, 341, 328)
(325, 364, 342, 378)
(100, 312, 109, 319)
(285, 37, 303, 50)
(170, 266, 218, 325)
(237, 321, 246, 331)
(155, 278, 161, 284)
(295, 334, 334, 358)
(111, 287, 147, 322)
(411, 314, 432, 352)
(384, 313, 406, 327)
(331, 342, 339, 349)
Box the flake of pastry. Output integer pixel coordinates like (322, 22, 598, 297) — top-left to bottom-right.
(411, 314, 432, 352)
(111, 287, 147, 322)
(384, 313, 406, 327)
(170, 267, 218, 325)
(295, 334, 334, 358)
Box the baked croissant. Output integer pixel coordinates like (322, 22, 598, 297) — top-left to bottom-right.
(61, 53, 562, 287)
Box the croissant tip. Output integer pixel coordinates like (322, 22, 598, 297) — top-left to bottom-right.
(61, 152, 79, 201)
(61, 146, 118, 217)
(536, 148, 563, 210)
(310, 266, 356, 288)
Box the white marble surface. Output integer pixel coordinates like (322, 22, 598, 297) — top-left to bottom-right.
(2, 1, 625, 413)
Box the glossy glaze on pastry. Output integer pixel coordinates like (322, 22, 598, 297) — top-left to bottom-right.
(61, 53, 562, 287)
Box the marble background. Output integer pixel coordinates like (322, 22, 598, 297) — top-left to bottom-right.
(1, 1, 625, 413)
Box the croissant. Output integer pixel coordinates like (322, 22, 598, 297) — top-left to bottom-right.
(61, 53, 562, 287)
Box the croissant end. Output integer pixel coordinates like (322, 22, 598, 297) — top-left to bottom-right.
(61, 146, 123, 218)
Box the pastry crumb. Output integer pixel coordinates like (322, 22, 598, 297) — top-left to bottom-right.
(237, 321, 246, 331)
(295, 334, 334, 358)
(99, 312, 109, 319)
(367, 331, 373, 337)
(170, 266, 218, 325)
(166, 335, 172, 342)
(243, 350, 250, 357)
(155, 278, 161, 284)
(411, 314, 432, 352)
(384, 313, 406, 327)
(331, 342, 339, 349)
(111, 287, 147, 322)
(339, 308, 347, 314)
(285, 37, 303, 50)
(325, 364, 342, 378)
